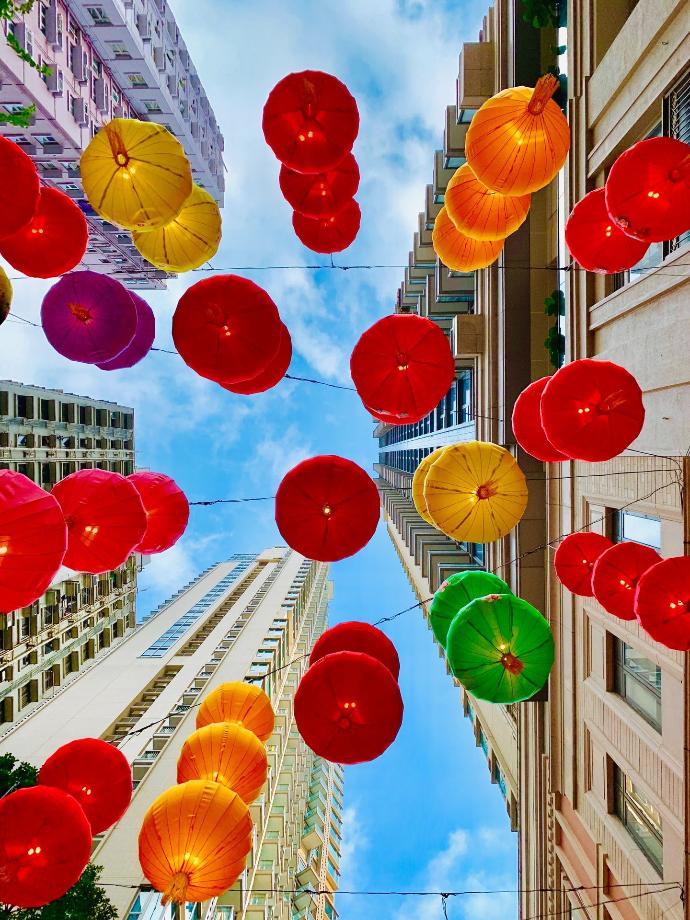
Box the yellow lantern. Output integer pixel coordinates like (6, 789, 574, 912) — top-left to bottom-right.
(432, 207, 503, 272)
(80, 118, 193, 231)
(423, 441, 528, 543)
(411, 448, 449, 525)
(177, 723, 268, 804)
(445, 164, 531, 241)
(196, 681, 275, 742)
(132, 184, 222, 272)
(0, 265, 12, 325)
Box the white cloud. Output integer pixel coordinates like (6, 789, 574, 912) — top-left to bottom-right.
(339, 805, 370, 888)
(250, 423, 314, 485)
(139, 542, 197, 594)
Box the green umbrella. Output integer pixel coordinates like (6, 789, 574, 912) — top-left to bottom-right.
(446, 594, 554, 704)
(429, 571, 512, 648)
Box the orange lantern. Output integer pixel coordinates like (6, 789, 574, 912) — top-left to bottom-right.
(196, 681, 275, 741)
(445, 164, 531, 240)
(177, 723, 268, 804)
(432, 206, 503, 271)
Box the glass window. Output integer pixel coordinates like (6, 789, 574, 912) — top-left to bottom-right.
(613, 639, 661, 730)
(614, 765, 663, 873)
(478, 727, 488, 756)
(611, 511, 661, 549)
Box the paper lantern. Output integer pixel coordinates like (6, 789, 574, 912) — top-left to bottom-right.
(41, 271, 138, 365)
(429, 570, 512, 648)
(220, 322, 292, 395)
(553, 531, 613, 596)
(432, 206, 503, 271)
(592, 541, 662, 620)
(0, 786, 92, 908)
(96, 292, 155, 371)
(364, 402, 410, 424)
(0, 265, 12, 326)
(411, 448, 449, 525)
(445, 163, 531, 240)
(0, 187, 88, 278)
(540, 359, 645, 461)
(280, 153, 359, 217)
(605, 137, 690, 243)
(465, 74, 570, 196)
(565, 189, 649, 274)
(38, 738, 132, 835)
(172, 274, 282, 384)
(128, 471, 190, 555)
(275, 455, 380, 562)
(132, 184, 222, 272)
(0, 470, 67, 611)
(293, 198, 361, 253)
(294, 651, 403, 764)
(0, 135, 40, 240)
(446, 594, 554, 704)
(634, 556, 690, 651)
(139, 780, 252, 905)
(177, 723, 268, 803)
(512, 376, 567, 462)
(52, 469, 147, 574)
(350, 314, 454, 421)
(263, 70, 359, 173)
(423, 441, 528, 543)
(196, 681, 275, 742)
(81, 118, 193, 231)
(310, 621, 400, 679)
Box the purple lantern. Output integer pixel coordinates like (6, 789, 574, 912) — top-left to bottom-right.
(96, 292, 156, 371)
(41, 271, 137, 364)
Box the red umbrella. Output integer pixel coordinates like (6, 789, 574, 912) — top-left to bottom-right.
(173, 275, 282, 384)
(38, 738, 132, 835)
(275, 455, 380, 562)
(310, 621, 400, 679)
(565, 188, 648, 274)
(0, 786, 92, 908)
(128, 472, 190, 555)
(220, 322, 292, 395)
(0, 470, 67, 612)
(294, 651, 403, 764)
(511, 376, 567, 462)
(279, 153, 359, 217)
(0, 187, 88, 278)
(634, 556, 690, 651)
(263, 70, 359, 173)
(293, 198, 361, 253)
(351, 314, 454, 422)
(592, 541, 662, 620)
(0, 135, 40, 240)
(540, 359, 645, 462)
(52, 469, 147, 574)
(554, 532, 613, 596)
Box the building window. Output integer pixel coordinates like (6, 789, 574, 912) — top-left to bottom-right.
(18, 683, 32, 709)
(613, 639, 661, 730)
(143, 99, 162, 112)
(128, 73, 147, 87)
(494, 761, 507, 799)
(108, 41, 131, 59)
(610, 510, 661, 549)
(87, 7, 111, 25)
(665, 69, 690, 253)
(478, 727, 488, 757)
(613, 765, 663, 873)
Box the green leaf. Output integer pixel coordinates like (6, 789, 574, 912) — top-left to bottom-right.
(0, 102, 35, 127)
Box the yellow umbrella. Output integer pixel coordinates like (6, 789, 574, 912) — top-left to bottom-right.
(0, 266, 12, 325)
(411, 447, 449, 525)
(80, 118, 193, 231)
(432, 206, 503, 272)
(424, 441, 528, 543)
(132, 184, 222, 272)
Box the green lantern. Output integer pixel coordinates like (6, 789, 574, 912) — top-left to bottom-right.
(445, 594, 554, 704)
(429, 571, 512, 648)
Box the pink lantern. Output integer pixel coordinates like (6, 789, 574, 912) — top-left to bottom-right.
(96, 292, 155, 370)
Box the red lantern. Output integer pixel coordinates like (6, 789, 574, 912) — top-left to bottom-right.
(0, 187, 88, 278)
(293, 198, 361, 253)
(0, 786, 92, 908)
(294, 651, 403, 764)
(0, 135, 40, 240)
(38, 738, 132, 835)
(540, 359, 645, 462)
(52, 469, 147, 574)
(173, 275, 282, 384)
(565, 189, 649, 274)
(605, 137, 690, 243)
(310, 621, 400, 679)
(554, 532, 613, 596)
(512, 376, 567, 462)
(350, 314, 455, 422)
(263, 70, 359, 174)
(592, 541, 662, 621)
(275, 455, 380, 562)
(280, 153, 359, 218)
(128, 472, 190, 555)
(364, 402, 412, 424)
(0, 470, 67, 612)
(221, 323, 292, 395)
(634, 556, 690, 651)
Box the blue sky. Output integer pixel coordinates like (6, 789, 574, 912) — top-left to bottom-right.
(1, 0, 517, 915)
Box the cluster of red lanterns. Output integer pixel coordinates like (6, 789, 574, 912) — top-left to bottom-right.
(295, 622, 403, 764)
(566, 136, 690, 273)
(263, 70, 361, 253)
(0, 738, 131, 908)
(512, 358, 645, 462)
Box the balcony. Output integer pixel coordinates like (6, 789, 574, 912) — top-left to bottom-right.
(453, 314, 485, 358)
(457, 41, 494, 109)
(443, 105, 468, 168)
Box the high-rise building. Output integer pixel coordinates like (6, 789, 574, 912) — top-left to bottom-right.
(0, 380, 139, 733)
(0, 0, 224, 290)
(0, 547, 342, 920)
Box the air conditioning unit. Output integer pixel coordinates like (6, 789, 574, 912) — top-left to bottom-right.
(47, 68, 64, 96)
(72, 97, 89, 127)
